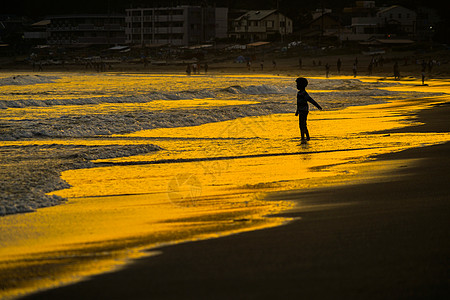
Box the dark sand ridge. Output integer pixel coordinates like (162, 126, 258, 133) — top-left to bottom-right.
(20, 98, 450, 299)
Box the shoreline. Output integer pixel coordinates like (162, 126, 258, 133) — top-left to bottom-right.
(2, 49, 450, 80)
(20, 97, 450, 297)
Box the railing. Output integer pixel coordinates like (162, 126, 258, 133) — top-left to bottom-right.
(48, 25, 126, 32)
(126, 15, 185, 23)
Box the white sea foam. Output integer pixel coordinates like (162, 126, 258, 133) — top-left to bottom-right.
(0, 144, 161, 216)
(222, 84, 297, 94)
(0, 75, 442, 216)
(0, 75, 60, 86)
(0, 80, 408, 110)
(0, 84, 292, 109)
(0, 102, 290, 140)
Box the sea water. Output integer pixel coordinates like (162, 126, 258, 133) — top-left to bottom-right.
(0, 72, 449, 298)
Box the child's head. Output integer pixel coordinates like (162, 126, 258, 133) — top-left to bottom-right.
(296, 77, 308, 90)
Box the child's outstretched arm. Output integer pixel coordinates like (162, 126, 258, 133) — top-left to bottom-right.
(308, 96, 323, 110)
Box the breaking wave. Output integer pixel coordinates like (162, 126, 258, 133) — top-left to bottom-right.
(0, 75, 60, 86)
(222, 84, 296, 94)
(0, 144, 161, 216)
(0, 84, 294, 109)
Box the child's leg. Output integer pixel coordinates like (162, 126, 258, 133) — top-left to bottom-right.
(299, 112, 309, 140)
(304, 112, 310, 140)
(299, 117, 304, 139)
(298, 116, 304, 139)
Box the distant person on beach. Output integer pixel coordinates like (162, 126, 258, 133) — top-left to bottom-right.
(352, 62, 357, 77)
(368, 61, 373, 75)
(393, 62, 400, 80)
(421, 62, 426, 85)
(337, 58, 342, 74)
(325, 63, 330, 78)
(295, 77, 323, 142)
(186, 64, 191, 76)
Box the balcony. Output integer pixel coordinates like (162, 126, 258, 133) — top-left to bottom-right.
(77, 37, 126, 44)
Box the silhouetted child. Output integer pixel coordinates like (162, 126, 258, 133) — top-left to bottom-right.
(295, 77, 323, 141)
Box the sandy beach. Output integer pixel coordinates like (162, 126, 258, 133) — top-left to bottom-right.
(1, 0, 449, 295)
(0, 67, 448, 299)
(15, 92, 449, 299)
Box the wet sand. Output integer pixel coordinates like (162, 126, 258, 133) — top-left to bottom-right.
(22, 105, 450, 298)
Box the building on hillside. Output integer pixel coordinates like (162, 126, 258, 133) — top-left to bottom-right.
(307, 13, 343, 38)
(341, 16, 384, 41)
(343, 1, 377, 17)
(23, 20, 50, 43)
(340, 4, 417, 41)
(125, 6, 228, 46)
(229, 10, 293, 42)
(46, 14, 126, 45)
(376, 5, 416, 37)
(311, 8, 332, 20)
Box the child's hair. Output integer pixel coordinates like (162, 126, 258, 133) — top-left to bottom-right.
(296, 77, 308, 88)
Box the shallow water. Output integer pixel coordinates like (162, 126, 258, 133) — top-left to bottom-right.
(0, 73, 449, 299)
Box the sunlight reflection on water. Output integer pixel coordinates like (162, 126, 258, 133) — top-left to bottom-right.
(0, 73, 449, 299)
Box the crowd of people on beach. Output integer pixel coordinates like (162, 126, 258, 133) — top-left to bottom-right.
(27, 50, 442, 83)
(186, 62, 208, 75)
(295, 55, 441, 82)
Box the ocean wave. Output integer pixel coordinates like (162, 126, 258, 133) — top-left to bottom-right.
(0, 75, 60, 86)
(307, 78, 400, 91)
(0, 102, 291, 140)
(222, 84, 296, 94)
(0, 92, 216, 109)
(0, 84, 294, 109)
(0, 75, 443, 217)
(0, 144, 161, 216)
(0, 79, 396, 111)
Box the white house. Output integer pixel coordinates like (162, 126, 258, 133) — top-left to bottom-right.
(341, 5, 417, 41)
(229, 10, 293, 41)
(377, 5, 416, 36)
